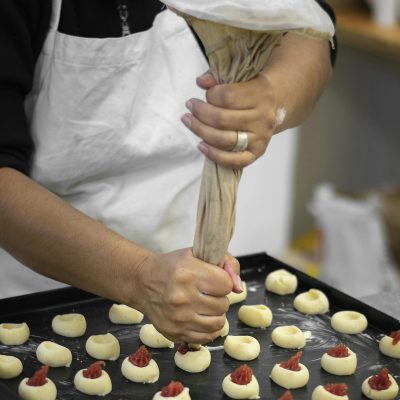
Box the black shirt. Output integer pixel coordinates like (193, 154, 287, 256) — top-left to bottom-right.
(0, 0, 336, 175)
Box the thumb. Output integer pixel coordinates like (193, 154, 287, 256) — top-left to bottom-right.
(196, 70, 218, 89)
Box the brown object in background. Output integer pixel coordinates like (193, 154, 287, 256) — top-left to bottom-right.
(326, 0, 365, 10)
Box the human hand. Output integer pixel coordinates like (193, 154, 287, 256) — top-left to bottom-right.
(135, 248, 233, 344)
(223, 252, 242, 294)
(181, 71, 279, 169)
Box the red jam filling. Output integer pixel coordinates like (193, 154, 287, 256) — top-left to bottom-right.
(128, 345, 152, 367)
(327, 344, 350, 358)
(324, 383, 348, 396)
(280, 351, 302, 372)
(82, 361, 105, 379)
(161, 381, 185, 397)
(389, 330, 400, 345)
(27, 365, 49, 387)
(278, 390, 293, 400)
(368, 368, 392, 391)
(231, 364, 253, 385)
(177, 343, 201, 355)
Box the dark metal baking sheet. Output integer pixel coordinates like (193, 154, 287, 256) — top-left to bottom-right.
(0, 253, 399, 399)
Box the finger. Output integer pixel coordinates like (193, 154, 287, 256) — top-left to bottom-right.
(194, 292, 230, 316)
(191, 314, 226, 333)
(174, 329, 222, 345)
(198, 142, 256, 169)
(225, 253, 241, 276)
(223, 260, 242, 294)
(196, 71, 218, 90)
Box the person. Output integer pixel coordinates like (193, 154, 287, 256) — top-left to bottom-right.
(0, 0, 336, 343)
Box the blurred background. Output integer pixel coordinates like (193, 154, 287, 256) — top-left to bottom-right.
(230, 0, 400, 298)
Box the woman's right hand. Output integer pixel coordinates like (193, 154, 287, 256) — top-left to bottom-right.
(134, 248, 233, 344)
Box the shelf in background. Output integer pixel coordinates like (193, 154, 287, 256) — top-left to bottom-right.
(335, 7, 400, 61)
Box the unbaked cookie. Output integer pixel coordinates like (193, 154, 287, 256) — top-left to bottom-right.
(36, 341, 72, 367)
(224, 335, 260, 361)
(74, 361, 112, 396)
(331, 311, 368, 334)
(121, 345, 159, 383)
(312, 383, 349, 400)
(293, 289, 329, 315)
(0, 354, 23, 379)
(270, 352, 309, 389)
(238, 305, 272, 328)
(361, 368, 399, 400)
(222, 364, 259, 399)
(86, 333, 120, 361)
(108, 304, 144, 324)
(265, 269, 298, 295)
(51, 313, 86, 338)
(139, 324, 174, 349)
(227, 282, 247, 305)
(321, 344, 357, 376)
(153, 380, 191, 400)
(220, 318, 230, 337)
(271, 326, 306, 349)
(0, 322, 30, 345)
(379, 330, 400, 359)
(174, 344, 211, 373)
(18, 365, 57, 400)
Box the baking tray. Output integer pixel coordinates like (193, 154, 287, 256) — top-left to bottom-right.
(0, 253, 399, 399)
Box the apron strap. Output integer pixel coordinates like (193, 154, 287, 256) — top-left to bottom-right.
(49, 0, 63, 32)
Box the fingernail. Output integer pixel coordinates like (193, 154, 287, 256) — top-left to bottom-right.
(185, 100, 193, 112)
(197, 72, 213, 82)
(181, 113, 192, 128)
(235, 274, 243, 292)
(197, 142, 209, 155)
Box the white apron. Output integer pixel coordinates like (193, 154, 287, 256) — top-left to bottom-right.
(0, 0, 208, 298)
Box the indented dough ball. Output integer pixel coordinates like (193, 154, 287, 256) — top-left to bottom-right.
(331, 311, 368, 334)
(86, 333, 120, 361)
(108, 304, 144, 324)
(224, 336, 260, 361)
(51, 313, 86, 338)
(220, 318, 230, 337)
(321, 346, 357, 376)
(139, 324, 174, 349)
(379, 331, 400, 359)
(227, 282, 247, 305)
(74, 362, 112, 396)
(222, 365, 260, 399)
(270, 363, 309, 389)
(361, 369, 399, 400)
(0, 323, 30, 345)
(271, 326, 305, 349)
(293, 289, 329, 315)
(0, 355, 23, 379)
(265, 269, 298, 295)
(153, 381, 191, 400)
(18, 366, 56, 400)
(121, 357, 159, 383)
(174, 345, 211, 373)
(36, 341, 72, 367)
(312, 384, 349, 400)
(238, 305, 272, 328)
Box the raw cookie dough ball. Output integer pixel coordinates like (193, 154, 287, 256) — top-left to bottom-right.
(220, 318, 229, 337)
(86, 333, 120, 361)
(174, 344, 211, 373)
(271, 326, 306, 349)
(227, 282, 247, 305)
(270, 352, 309, 389)
(222, 364, 259, 399)
(0, 355, 23, 379)
(0, 323, 30, 345)
(361, 368, 399, 400)
(108, 304, 144, 324)
(321, 344, 357, 376)
(224, 335, 260, 361)
(74, 361, 112, 396)
(153, 381, 191, 400)
(51, 313, 86, 338)
(238, 305, 272, 328)
(18, 366, 57, 400)
(293, 289, 329, 315)
(121, 345, 159, 383)
(265, 269, 298, 295)
(312, 384, 349, 400)
(139, 324, 174, 349)
(331, 311, 368, 334)
(36, 341, 72, 367)
(379, 330, 400, 359)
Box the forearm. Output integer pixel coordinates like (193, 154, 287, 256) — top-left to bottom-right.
(0, 167, 152, 307)
(261, 32, 333, 133)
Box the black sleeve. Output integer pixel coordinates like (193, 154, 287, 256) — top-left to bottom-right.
(0, 0, 51, 175)
(316, 0, 338, 66)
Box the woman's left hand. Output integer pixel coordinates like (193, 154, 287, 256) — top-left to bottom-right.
(181, 71, 278, 169)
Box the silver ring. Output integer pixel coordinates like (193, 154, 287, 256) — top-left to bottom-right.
(232, 131, 248, 152)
